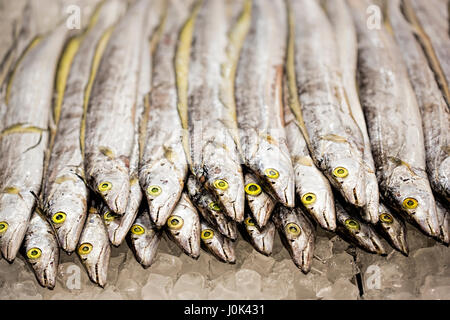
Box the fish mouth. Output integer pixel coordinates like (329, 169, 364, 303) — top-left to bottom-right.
(368, 234, 387, 256)
(2, 224, 28, 262)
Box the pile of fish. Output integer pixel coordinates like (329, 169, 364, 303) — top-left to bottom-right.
(0, 0, 448, 290)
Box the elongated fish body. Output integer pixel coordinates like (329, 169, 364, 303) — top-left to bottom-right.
(186, 175, 237, 240)
(140, 0, 194, 228)
(235, 0, 294, 207)
(186, 0, 245, 222)
(77, 200, 111, 288)
(200, 220, 236, 264)
(240, 214, 275, 256)
(84, 0, 150, 215)
(23, 210, 59, 289)
(44, 1, 125, 254)
(244, 173, 276, 229)
(288, 0, 366, 209)
(0, 25, 68, 262)
(347, 0, 440, 238)
(272, 206, 315, 273)
(165, 193, 200, 259)
(387, 0, 450, 206)
(129, 209, 162, 268)
(284, 92, 336, 231)
(375, 203, 408, 255)
(324, 0, 379, 224)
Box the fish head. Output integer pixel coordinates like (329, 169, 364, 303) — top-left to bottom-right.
(24, 242, 59, 289)
(244, 174, 276, 228)
(377, 204, 408, 255)
(243, 215, 275, 256)
(129, 212, 162, 268)
(200, 222, 236, 263)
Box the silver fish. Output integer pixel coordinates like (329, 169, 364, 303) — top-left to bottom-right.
(0, 25, 68, 262)
(84, 0, 149, 215)
(235, 0, 295, 207)
(272, 205, 315, 273)
(186, 175, 237, 240)
(139, 0, 194, 228)
(165, 193, 200, 259)
(287, 0, 366, 209)
(200, 220, 236, 264)
(244, 173, 276, 229)
(128, 208, 162, 268)
(348, 0, 441, 238)
(240, 214, 276, 256)
(77, 199, 111, 288)
(376, 203, 408, 256)
(23, 209, 59, 289)
(436, 200, 449, 245)
(44, 0, 125, 253)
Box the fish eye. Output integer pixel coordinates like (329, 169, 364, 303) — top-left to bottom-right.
(379, 213, 394, 224)
(167, 215, 184, 230)
(301, 193, 316, 205)
(213, 179, 229, 190)
(98, 181, 112, 192)
(147, 185, 162, 197)
(0, 221, 8, 233)
(244, 217, 256, 227)
(333, 167, 349, 178)
(344, 218, 360, 231)
(285, 222, 301, 237)
(78, 243, 93, 255)
(245, 183, 262, 196)
(208, 202, 221, 212)
(131, 224, 145, 235)
(264, 168, 279, 179)
(402, 198, 418, 210)
(26, 247, 42, 259)
(103, 211, 116, 222)
(52, 212, 66, 224)
(201, 229, 214, 240)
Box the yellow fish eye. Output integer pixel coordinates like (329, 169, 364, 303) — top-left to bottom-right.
(344, 218, 360, 231)
(285, 222, 301, 237)
(301, 193, 316, 205)
(333, 167, 349, 178)
(244, 217, 256, 226)
(379, 213, 394, 224)
(147, 185, 162, 197)
(213, 179, 228, 190)
(78, 243, 93, 255)
(103, 211, 116, 222)
(201, 229, 214, 240)
(52, 212, 66, 224)
(131, 224, 145, 235)
(0, 221, 8, 233)
(208, 202, 221, 212)
(98, 181, 112, 192)
(26, 248, 42, 259)
(265, 168, 279, 179)
(245, 183, 262, 196)
(403, 198, 418, 210)
(167, 215, 184, 230)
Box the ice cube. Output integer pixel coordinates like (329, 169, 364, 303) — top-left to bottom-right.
(325, 252, 356, 283)
(419, 275, 450, 300)
(147, 252, 183, 279)
(208, 283, 237, 300)
(179, 252, 211, 276)
(317, 278, 359, 300)
(116, 277, 141, 300)
(314, 236, 334, 261)
(235, 269, 262, 299)
(96, 286, 124, 300)
(241, 251, 275, 276)
(172, 272, 207, 300)
(141, 273, 174, 300)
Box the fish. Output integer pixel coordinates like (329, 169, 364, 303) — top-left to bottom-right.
(128, 208, 162, 268)
(284, 82, 336, 231)
(287, 0, 366, 210)
(22, 209, 59, 289)
(165, 193, 200, 259)
(84, 0, 150, 215)
(235, 0, 294, 208)
(240, 214, 276, 256)
(375, 202, 409, 256)
(324, 0, 380, 224)
(347, 0, 441, 238)
(139, 0, 194, 228)
(77, 199, 111, 288)
(244, 173, 276, 229)
(43, 0, 125, 254)
(436, 200, 449, 245)
(185, 0, 245, 222)
(0, 25, 68, 262)
(186, 175, 237, 240)
(335, 200, 386, 255)
(200, 220, 235, 264)
(387, 0, 450, 206)
(272, 205, 315, 273)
